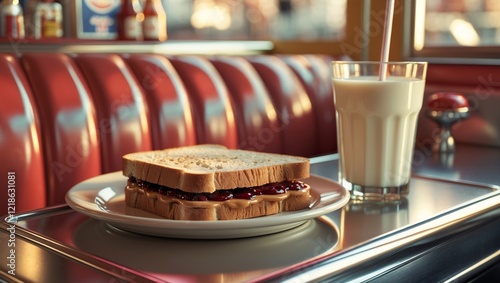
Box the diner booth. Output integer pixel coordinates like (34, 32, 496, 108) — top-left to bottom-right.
(1, 1, 499, 282)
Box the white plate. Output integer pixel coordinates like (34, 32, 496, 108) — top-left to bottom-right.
(66, 171, 349, 239)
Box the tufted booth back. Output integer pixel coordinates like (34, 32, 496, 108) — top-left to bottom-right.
(1, 53, 339, 215)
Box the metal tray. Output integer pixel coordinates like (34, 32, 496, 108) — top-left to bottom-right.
(2, 152, 499, 282)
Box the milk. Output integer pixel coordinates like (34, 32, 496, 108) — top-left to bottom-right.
(333, 76, 425, 188)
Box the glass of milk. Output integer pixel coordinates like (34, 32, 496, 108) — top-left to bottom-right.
(332, 61, 427, 201)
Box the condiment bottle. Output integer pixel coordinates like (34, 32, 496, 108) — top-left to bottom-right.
(33, 0, 62, 39)
(24, 0, 38, 38)
(116, 0, 143, 40)
(0, 0, 25, 39)
(142, 0, 167, 41)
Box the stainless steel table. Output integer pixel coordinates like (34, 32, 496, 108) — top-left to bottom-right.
(1, 144, 500, 283)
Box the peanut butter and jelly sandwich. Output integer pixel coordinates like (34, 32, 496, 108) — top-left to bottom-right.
(123, 144, 311, 220)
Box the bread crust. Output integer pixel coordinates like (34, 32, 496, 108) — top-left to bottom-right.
(125, 185, 312, 220)
(122, 145, 310, 193)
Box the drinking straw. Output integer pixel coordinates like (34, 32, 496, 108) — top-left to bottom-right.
(379, 0, 395, 81)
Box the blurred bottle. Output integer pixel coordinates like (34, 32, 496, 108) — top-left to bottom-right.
(142, 0, 166, 41)
(33, 0, 62, 39)
(0, 0, 25, 39)
(23, 0, 37, 38)
(117, 0, 143, 40)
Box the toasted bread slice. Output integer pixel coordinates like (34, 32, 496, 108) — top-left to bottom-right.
(122, 144, 310, 193)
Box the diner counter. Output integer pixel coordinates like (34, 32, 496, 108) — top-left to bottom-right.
(1, 144, 500, 282)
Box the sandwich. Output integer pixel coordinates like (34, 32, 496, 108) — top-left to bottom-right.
(122, 144, 311, 220)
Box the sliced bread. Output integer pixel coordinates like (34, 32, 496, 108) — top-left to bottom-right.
(122, 144, 310, 193)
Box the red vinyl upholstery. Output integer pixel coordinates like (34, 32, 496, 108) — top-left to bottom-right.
(74, 54, 152, 173)
(1, 52, 339, 213)
(21, 53, 101, 206)
(125, 54, 197, 149)
(0, 54, 46, 215)
(248, 55, 319, 157)
(210, 56, 282, 154)
(168, 56, 238, 149)
(281, 55, 338, 154)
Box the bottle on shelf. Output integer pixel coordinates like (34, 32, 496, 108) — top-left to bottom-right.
(116, 0, 143, 40)
(142, 0, 167, 41)
(33, 0, 62, 39)
(0, 0, 25, 39)
(23, 0, 38, 38)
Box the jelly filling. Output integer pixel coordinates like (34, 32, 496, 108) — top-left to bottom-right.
(128, 177, 309, 202)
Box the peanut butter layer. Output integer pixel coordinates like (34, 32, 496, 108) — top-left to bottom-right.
(125, 181, 312, 220)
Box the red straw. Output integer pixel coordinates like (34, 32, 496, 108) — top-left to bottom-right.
(379, 0, 395, 81)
